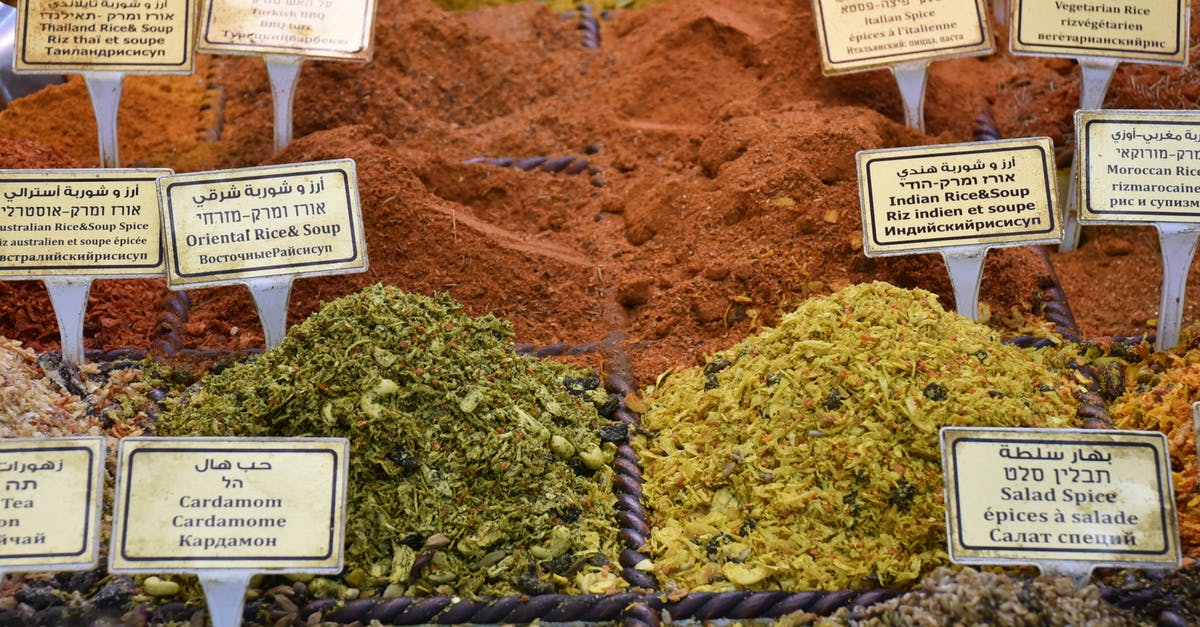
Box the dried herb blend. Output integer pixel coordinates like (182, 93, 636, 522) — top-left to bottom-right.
(155, 285, 622, 598)
(0, 338, 98, 438)
(635, 282, 1082, 592)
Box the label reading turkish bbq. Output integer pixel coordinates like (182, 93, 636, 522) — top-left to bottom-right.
(1077, 110, 1200, 223)
(16, 0, 195, 73)
(158, 159, 367, 288)
(942, 427, 1179, 566)
(0, 438, 105, 570)
(856, 137, 1059, 255)
(109, 437, 348, 572)
(810, 0, 992, 74)
(0, 169, 169, 278)
(197, 0, 376, 60)
(1010, 0, 1188, 65)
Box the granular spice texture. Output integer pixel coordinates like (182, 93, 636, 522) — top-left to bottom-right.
(0, 337, 97, 438)
(635, 283, 1082, 592)
(154, 285, 623, 598)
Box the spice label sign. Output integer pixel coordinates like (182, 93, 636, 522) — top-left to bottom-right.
(0, 438, 105, 571)
(1077, 110, 1200, 223)
(197, 0, 377, 60)
(1010, 0, 1188, 65)
(856, 137, 1060, 255)
(0, 169, 169, 278)
(810, 0, 992, 74)
(110, 437, 349, 572)
(16, 0, 196, 73)
(941, 427, 1179, 567)
(158, 159, 367, 288)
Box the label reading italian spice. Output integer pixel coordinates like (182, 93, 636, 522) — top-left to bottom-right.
(1010, 0, 1187, 65)
(856, 137, 1059, 255)
(158, 159, 367, 288)
(1077, 110, 1200, 223)
(941, 427, 1180, 567)
(0, 438, 104, 570)
(810, 0, 992, 74)
(109, 437, 348, 572)
(15, 0, 195, 73)
(0, 170, 169, 278)
(197, 0, 376, 60)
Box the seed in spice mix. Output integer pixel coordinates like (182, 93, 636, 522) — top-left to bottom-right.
(153, 284, 623, 598)
(634, 282, 1083, 593)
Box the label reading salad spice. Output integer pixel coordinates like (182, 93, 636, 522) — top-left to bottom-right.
(16, 0, 195, 72)
(942, 427, 1179, 566)
(0, 438, 104, 570)
(857, 137, 1059, 254)
(1010, 0, 1187, 64)
(0, 170, 168, 278)
(110, 438, 348, 572)
(158, 159, 367, 288)
(197, 0, 376, 60)
(810, 0, 992, 73)
(1077, 110, 1200, 223)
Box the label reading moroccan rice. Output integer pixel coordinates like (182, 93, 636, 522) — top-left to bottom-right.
(1077, 110, 1200, 223)
(810, 0, 992, 74)
(16, 0, 195, 73)
(109, 437, 348, 572)
(0, 169, 169, 278)
(942, 427, 1180, 567)
(197, 0, 376, 60)
(856, 137, 1060, 255)
(158, 159, 367, 288)
(0, 438, 104, 571)
(1010, 0, 1187, 65)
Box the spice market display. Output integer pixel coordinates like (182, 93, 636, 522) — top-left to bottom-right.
(1, 0, 1200, 625)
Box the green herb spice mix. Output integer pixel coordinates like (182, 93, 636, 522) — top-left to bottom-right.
(155, 285, 622, 598)
(635, 282, 1082, 592)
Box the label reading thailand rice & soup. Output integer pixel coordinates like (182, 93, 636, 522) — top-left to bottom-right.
(16, 0, 195, 73)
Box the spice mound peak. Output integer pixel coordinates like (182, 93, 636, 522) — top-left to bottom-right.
(156, 284, 622, 599)
(636, 281, 1082, 592)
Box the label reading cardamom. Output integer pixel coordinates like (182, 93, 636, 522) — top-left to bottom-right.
(1010, 0, 1188, 64)
(810, 0, 992, 74)
(856, 137, 1060, 255)
(109, 437, 349, 572)
(197, 0, 376, 60)
(15, 0, 195, 73)
(0, 438, 104, 570)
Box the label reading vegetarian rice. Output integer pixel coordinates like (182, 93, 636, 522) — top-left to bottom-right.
(856, 137, 1060, 255)
(157, 159, 367, 288)
(1010, 0, 1187, 65)
(109, 437, 348, 572)
(197, 0, 376, 60)
(16, 0, 195, 73)
(0, 170, 169, 278)
(0, 438, 104, 571)
(1077, 110, 1200, 223)
(942, 427, 1180, 567)
(810, 0, 992, 74)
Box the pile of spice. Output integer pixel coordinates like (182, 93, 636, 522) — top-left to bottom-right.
(154, 285, 623, 598)
(634, 282, 1082, 592)
(0, 337, 97, 438)
(802, 567, 1136, 626)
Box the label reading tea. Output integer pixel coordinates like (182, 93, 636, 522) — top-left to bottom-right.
(158, 159, 367, 288)
(0, 438, 104, 570)
(811, 0, 992, 73)
(942, 427, 1179, 566)
(0, 170, 168, 278)
(16, 0, 195, 73)
(857, 137, 1059, 254)
(198, 0, 376, 60)
(110, 438, 349, 572)
(1011, 0, 1187, 64)
(1078, 110, 1200, 223)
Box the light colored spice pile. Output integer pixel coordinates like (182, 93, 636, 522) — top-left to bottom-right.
(0, 337, 99, 438)
(155, 285, 622, 598)
(635, 282, 1082, 592)
(804, 567, 1139, 626)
